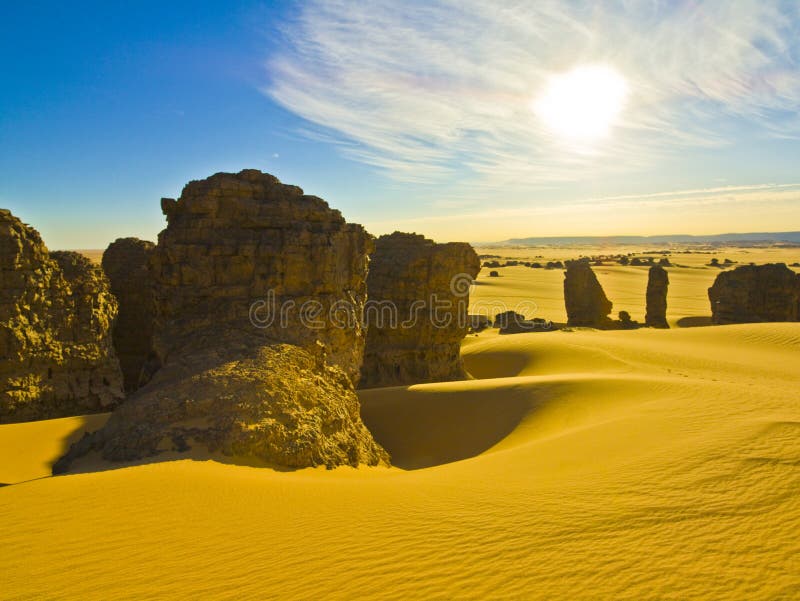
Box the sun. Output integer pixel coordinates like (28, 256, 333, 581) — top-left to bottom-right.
(533, 64, 629, 143)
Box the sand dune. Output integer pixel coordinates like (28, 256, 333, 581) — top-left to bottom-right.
(2, 323, 799, 599)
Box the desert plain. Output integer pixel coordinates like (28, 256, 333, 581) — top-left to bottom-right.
(2, 244, 798, 600)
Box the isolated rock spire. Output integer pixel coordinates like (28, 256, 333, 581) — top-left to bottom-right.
(645, 265, 669, 328)
(563, 260, 613, 327)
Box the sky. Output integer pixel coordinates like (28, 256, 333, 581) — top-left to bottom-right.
(1, 0, 799, 248)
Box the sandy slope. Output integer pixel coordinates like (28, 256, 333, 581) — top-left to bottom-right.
(1, 323, 799, 600)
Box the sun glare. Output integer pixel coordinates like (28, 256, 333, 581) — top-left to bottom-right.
(533, 64, 629, 143)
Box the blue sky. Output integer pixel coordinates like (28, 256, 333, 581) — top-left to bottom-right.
(1, 1, 799, 248)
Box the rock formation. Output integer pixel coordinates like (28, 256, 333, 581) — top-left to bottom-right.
(563, 260, 613, 327)
(708, 263, 800, 324)
(645, 265, 669, 328)
(494, 311, 552, 334)
(468, 314, 491, 333)
(360, 232, 480, 388)
(102, 238, 156, 392)
(1, 211, 124, 423)
(55, 170, 388, 472)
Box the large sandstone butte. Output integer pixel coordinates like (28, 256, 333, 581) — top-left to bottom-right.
(55, 170, 387, 472)
(102, 237, 156, 392)
(360, 231, 481, 388)
(708, 263, 800, 324)
(563, 260, 613, 327)
(645, 265, 670, 328)
(0, 210, 124, 423)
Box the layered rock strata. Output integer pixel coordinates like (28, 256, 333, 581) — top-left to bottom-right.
(360, 232, 480, 387)
(55, 170, 387, 471)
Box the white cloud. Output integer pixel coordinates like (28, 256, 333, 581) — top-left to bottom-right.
(265, 0, 800, 187)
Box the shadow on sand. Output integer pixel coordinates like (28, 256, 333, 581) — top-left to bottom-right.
(359, 381, 547, 470)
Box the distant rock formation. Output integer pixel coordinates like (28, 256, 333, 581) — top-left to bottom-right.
(102, 238, 156, 392)
(708, 263, 800, 324)
(645, 265, 669, 328)
(55, 170, 387, 472)
(563, 261, 613, 327)
(468, 314, 491, 333)
(494, 311, 552, 334)
(0, 210, 123, 423)
(360, 232, 480, 388)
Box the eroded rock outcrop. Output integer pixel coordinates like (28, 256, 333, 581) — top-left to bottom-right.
(55, 170, 387, 472)
(563, 261, 613, 327)
(360, 232, 480, 388)
(0, 211, 123, 423)
(645, 265, 669, 328)
(102, 238, 156, 392)
(708, 263, 800, 324)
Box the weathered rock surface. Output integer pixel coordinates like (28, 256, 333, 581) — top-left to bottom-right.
(563, 261, 613, 327)
(55, 170, 387, 471)
(102, 238, 156, 392)
(0, 211, 124, 423)
(54, 334, 385, 473)
(360, 232, 480, 388)
(708, 263, 800, 324)
(645, 265, 670, 328)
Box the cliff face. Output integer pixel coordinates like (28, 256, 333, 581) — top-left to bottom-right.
(55, 171, 387, 472)
(645, 265, 669, 328)
(153, 169, 372, 384)
(0, 210, 123, 423)
(102, 238, 156, 392)
(708, 263, 800, 324)
(360, 232, 481, 388)
(563, 261, 613, 327)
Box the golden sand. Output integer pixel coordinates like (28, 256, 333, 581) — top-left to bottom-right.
(1, 251, 799, 599)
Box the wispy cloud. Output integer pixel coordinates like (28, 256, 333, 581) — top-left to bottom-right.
(264, 0, 800, 186)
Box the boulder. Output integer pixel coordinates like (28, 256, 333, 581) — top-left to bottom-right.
(0, 211, 124, 423)
(102, 238, 156, 392)
(360, 231, 480, 387)
(645, 265, 669, 328)
(468, 314, 491, 333)
(55, 170, 387, 472)
(563, 261, 613, 327)
(494, 311, 552, 334)
(708, 263, 800, 324)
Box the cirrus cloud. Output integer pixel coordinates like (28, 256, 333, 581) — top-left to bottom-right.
(265, 0, 800, 186)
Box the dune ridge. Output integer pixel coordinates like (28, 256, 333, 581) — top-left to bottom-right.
(2, 323, 799, 599)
